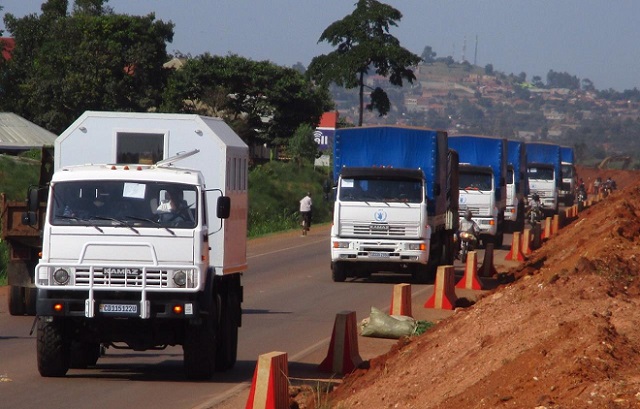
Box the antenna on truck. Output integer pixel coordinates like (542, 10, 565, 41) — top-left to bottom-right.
(156, 149, 200, 168)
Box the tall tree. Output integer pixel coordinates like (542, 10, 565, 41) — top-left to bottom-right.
(307, 0, 421, 126)
(161, 54, 333, 153)
(0, 0, 173, 133)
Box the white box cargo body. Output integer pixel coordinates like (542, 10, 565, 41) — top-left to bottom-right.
(55, 111, 248, 275)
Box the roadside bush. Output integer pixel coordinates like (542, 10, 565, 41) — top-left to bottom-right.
(248, 161, 332, 237)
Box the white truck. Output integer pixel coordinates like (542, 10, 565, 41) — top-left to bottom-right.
(330, 126, 458, 283)
(448, 135, 507, 247)
(29, 111, 247, 380)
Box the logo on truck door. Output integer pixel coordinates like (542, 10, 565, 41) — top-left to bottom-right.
(374, 209, 387, 222)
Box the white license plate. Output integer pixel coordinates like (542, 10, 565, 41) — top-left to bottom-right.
(99, 303, 138, 314)
(369, 252, 390, 258)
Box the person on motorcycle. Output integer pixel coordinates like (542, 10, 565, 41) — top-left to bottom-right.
(459, 210, 480, 237)
(457, 210, 480, 260)
(527, 193, 544, 224)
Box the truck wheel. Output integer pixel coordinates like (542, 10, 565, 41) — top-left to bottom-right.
(215, 292, 239, 372)
(8, 285, 26, 316)
(37, 317, 70, 377)
(25, 287, 38, 316)
(331, 262, 347, 282)
(183, 319, 216, 380)
(70, 341, 101, 369)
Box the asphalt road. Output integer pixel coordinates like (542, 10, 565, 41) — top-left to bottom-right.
(4, 224, 494, 409)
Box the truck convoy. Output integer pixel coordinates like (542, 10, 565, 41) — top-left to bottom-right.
(505, 140, 528, 232)
(330, 126, 458, 283)
(28, 111, 247, 380)
(448, 135, 507, 247)
(525, 142, 562, 215)
(559, 146, 576, 206)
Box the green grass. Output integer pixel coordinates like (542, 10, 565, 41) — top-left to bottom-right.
(248, 160, 333, 237)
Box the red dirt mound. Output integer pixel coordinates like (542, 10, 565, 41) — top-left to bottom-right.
(329, 167, 640, 408)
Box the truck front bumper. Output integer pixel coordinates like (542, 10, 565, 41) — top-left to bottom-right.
(331, 237, 429, 264)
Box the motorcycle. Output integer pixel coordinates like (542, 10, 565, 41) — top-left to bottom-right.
(458, 230, 478, 263)
(527, 205, 544, 226)
(577, 188, 587, 203)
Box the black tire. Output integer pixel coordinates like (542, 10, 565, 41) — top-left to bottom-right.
(25, 287, 38, 316)
(70, 341, 101, 369)
(331, 262, 347, 282)
(8, 285, 26, 316)
(37, 318, 70, 377)
(215, 291, 239, 372)
(183, 319, 216, 380)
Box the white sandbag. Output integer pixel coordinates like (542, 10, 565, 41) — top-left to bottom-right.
(360, 306, 417, 339)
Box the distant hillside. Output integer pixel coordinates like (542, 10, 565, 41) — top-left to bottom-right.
(0, 153, 41, 201)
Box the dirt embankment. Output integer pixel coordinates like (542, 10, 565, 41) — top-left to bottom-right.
(328, 166, 640, 409)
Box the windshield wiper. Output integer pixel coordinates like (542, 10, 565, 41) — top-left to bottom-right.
(55, 214, 103, 233)
(124, 215, 176, 236)
(93, 216, 139, 234)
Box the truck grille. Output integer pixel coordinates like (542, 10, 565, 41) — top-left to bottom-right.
(459, 206, 490, 216)
(340, 222, 419, 237)
(75, 267, 169, 288)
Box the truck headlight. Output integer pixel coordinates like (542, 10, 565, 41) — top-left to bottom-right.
(333, 241, 349, 249)
(405, 243, 426, 251)
(173, 270, 187, 287)
(53, 268, 70, 285)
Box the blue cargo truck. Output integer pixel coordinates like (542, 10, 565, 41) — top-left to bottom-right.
(559, 146, 576, 206)
(448, 135, 507, 247)
(525, 142, 561, 215)
(505, 140, 528, 231)
(331, 126, 458, 283)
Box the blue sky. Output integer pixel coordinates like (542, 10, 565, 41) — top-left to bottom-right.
(1, 1, 638, 92)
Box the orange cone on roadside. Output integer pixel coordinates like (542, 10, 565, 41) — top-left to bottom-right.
(541, 217, 552, 239)
(552, 214, 560, 235)
(479, 243, 498, 277)
(505, 231, 525, 261)
(456, 251, 483, 290)
(390, 283, 412, 317)
(318, 311, 363, 375)
(245, 351, 289, 409)
(522, 228, 533, 255)
(424, 265, 458, 310)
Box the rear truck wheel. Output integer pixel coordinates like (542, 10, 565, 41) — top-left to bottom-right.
(331, 262, 347, 282)
(9, 285, 26, 316)
(215, 290, 239, 372)
(70, 341, 101, 369)
(37, 317, 70, 377)
(183, 318, 216, 380)
(25, 287, 38, 316)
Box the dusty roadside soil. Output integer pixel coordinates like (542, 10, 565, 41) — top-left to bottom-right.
(324, 166, 640, 409)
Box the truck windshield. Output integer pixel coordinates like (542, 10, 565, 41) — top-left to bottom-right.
(339, 178, 423, 203)
(459, 172, 492, 191)
(561, 164, 574, 178)
(527, 167, 554, 181)
(50, 180, 198, 229)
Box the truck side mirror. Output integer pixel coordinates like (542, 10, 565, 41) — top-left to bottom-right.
(500, 177, 506, 187)
(22, 211, 37, 226)
(217, 196, 231, 219)
(27, 186, 39, 212)
(433, 183, 441, 196)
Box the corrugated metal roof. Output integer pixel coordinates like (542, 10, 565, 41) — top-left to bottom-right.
(0, 112, 57, 150)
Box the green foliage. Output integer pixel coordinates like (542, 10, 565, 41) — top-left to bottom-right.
(308, 0, 421, 126)
(0, 153, 41, 200)
(160, 54, 333, 152)
(413, 320, 435, 336)
(288, 123, 318, 167)
(0, 3, 174, 134)
(248, 161, 332, 237)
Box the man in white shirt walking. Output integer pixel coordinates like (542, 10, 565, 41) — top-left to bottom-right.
(299, 192, 312, 236)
